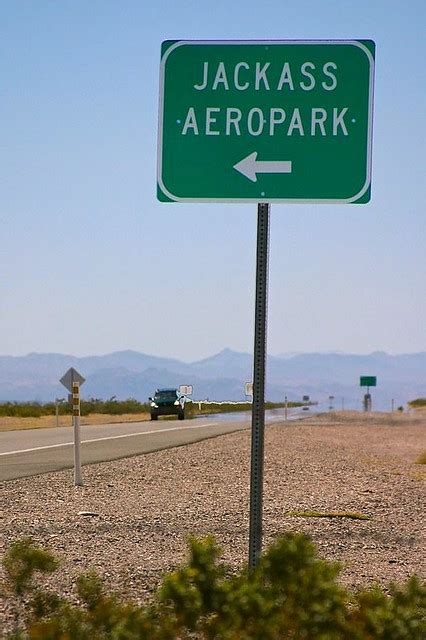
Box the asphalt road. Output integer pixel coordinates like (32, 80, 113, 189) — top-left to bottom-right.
(0, 409, 306, 482)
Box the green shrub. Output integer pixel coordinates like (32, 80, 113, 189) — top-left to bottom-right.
(0, 399, 301, 420)
(80, 397, 149, 416)
(0, 399, 150, 419)
(2, 534, 424, 639)
(408, 399, 426, 408)
(0, 403, 48, 418)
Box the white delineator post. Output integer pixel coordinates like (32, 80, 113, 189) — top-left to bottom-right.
(72, 381, 83, 486)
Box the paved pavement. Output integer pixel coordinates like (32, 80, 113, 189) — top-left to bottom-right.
(0, 409, 305, 482)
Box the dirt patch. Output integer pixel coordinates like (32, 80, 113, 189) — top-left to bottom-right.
(0, 412, 425, 630)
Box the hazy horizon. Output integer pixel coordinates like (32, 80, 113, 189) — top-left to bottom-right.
(1, 346, 425, 362)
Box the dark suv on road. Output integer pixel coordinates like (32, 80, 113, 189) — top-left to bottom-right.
(149, 388, 185, 421)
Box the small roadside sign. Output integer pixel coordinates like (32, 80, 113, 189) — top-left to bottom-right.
(245, 382, 254, 396)
(179, 384, 193, 396)
(360, 376, 376, 387)
(59, 368, 85, 487)
(60, 367, 86, 393)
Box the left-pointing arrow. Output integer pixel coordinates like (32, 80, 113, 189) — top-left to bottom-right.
(233, 152, 292, 183)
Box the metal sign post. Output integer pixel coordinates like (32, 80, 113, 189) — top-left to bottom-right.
(249, 203, 270, 570)
(72, 381, 83, 486)
(55, 399, 60, 428)
(360, 376, 376, 412)
(60, 367, 85, 486)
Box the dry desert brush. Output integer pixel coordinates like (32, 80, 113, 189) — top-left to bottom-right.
(1, 534, 425, 639)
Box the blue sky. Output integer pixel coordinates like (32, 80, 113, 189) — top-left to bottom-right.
(1, 0, 425, 361)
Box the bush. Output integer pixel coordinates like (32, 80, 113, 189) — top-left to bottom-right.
(0, 399, 150, 419)
(0, 399, 301, 420)
(1, 534, 424, 639)
(0, 403, 48, 418)
(408, 399, 426, 408)
(80, 398, 149, 416)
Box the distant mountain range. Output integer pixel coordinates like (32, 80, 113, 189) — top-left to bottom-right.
(0, 349, 425, 411)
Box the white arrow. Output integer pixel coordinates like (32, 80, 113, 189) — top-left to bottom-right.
(233, 151, 292, 183)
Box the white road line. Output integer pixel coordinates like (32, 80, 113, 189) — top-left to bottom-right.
(0, 422, 224, 457)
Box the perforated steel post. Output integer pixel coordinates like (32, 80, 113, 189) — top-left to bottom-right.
(72, 381, 83, 486)
(249, 203, 270, 569)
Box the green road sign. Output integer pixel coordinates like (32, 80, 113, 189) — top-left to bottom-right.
(158, 40, 375, 203)
(360, 376, 377, 387)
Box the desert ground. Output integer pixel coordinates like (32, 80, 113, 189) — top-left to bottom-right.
(0, 411, 425, 630)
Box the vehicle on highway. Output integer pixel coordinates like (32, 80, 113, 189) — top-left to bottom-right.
(149, 388, 185, 421)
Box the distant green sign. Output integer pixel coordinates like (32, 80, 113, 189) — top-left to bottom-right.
(158, 40, 375, 203)
(360, 376, 377, 387)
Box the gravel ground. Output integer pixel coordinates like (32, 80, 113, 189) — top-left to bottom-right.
(1, 411, 425, 631)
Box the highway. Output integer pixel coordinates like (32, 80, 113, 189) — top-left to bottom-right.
(0, 409, 307, 482)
